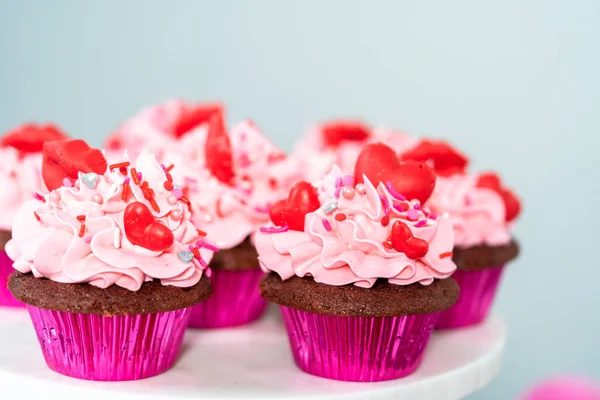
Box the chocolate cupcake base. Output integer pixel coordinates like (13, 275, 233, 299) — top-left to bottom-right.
(261, 274, 459, 317)
(9, 272, 212, 315)
(452, 239, 519, 271)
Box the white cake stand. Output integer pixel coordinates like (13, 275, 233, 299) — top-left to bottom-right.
(0, 306, 505, 400)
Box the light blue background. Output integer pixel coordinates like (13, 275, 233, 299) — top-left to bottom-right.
(1, 1, 599, 398)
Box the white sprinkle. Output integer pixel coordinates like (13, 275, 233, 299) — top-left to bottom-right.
(113, 228, 121, 249)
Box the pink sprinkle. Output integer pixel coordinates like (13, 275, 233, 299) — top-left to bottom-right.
(196, 240, 220, 252)
(393, 203, 405, 213)
(205, 268, 212, 278)
(429, 213, 438, 220)
(172, 187, 183, 199)
(407, 209, 419, 221)
(137, 172, 142, 181)
(33, 192, 44, 202)
(198, 257, 208, 268)
(416, 220, 427, 228)
(322, 218, 332, 231)
(379, 195, 390, 215)
(260, 225, 290, 233)
(84, 236, 93, 243)
(123, 177, 131, 185)
(160, 164, 167, 173)
(335, 177, 342, 188)
(342, 175, 354, 187)
(63, 178, 72, 187)
(413, 203, 421, 210)
(334, 186, 342, 198)
(254, 204, 270, 213)
(385, 181, 406, 201)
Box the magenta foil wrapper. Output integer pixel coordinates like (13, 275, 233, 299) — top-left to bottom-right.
(280, 306, 439, 382)
(26, 305, 191, 381)
(0, 250, 23, 307)
(436, 265, 505, 329)
(189, 268, 267, 329)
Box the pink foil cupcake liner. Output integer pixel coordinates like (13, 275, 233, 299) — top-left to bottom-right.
(0, 250, 24, 307)
(436, 265, 505, 329)
(280, 306, 439, 382)
(189, 268, 267, 329)
(26, 305, 191, 381)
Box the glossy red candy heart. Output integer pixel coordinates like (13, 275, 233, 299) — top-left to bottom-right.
(354, 143, 436, 204)
(321, 121, 370, 147)
(1, 123, 68, 154)
(42, 139, 107, 191)
(124, 202, 174, 252)
(400, 139, 469, 177)
(270, 181, 320, 231)
(204, 112, 235, 185)
(173, 103, 224, 139)
(476, 172, 521, 222)
(391, 220, 429, 259)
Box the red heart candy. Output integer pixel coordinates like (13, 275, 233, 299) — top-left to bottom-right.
(42, 140, 107, 191)
(354, 143, 436, 204)
(124, 202, 174, 252)
(270, 181, 320, 231)
(1, 123, 68, 154)
(391, 220, 429, 259)
(476, 172, 521, 222)
(400, 139, 469, 177)
(321, 121, 370, 147)
(204, 112, 234, 185)
(173, 103, 224, 139)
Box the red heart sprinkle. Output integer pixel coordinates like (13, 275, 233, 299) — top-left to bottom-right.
(476, 172, 521, 222)
(391, 220, 429, 259)
(173, 103, 224, 139)
(42, 139, 107, 191)
(321, 121, 371, 147)
(354, 143, 436, 204)
(1, 123, 68, 154)
(124, 202, 174, 252)
(400, 139, 469, 177)
(204, 112, 234, 185)
(270, 181, 320, 231)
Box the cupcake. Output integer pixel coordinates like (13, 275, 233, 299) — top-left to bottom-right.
(6, 139, 215, 380)
(0, 123, 68, 307)
(105, 98, 223, 162)
(176, 114, 302, 328)
(256, 143, 459, 382)
(290, 120, 415, 181)
(401, 140, 521, 328)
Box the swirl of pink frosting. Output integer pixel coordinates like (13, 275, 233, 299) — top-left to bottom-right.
(426, 174, 512, 248)
(0, 148, 47, 231)
(173, 121, 303, 249)
(290, 125, 416, 182)
(5, 150, 215, 291)
(104, 99, 218, 164)
(255, 166, 456, 288)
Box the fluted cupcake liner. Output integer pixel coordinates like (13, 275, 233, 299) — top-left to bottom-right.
(188, 268, 267, 329)
(436, 265, 505, 329)
(26, 305, 191, 381)
(280, 306, 439, 382)
(0, 251, 23, 308)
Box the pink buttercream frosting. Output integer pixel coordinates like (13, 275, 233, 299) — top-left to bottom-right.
(290, 125, 416, 182)
(255, 166, 456, 288)
(6, 150, 215, 291)
(174, 121, 303, 250)
(0, 148, 47, 231)
(105, 99, 217, 164)
(427, 174, 512, 248)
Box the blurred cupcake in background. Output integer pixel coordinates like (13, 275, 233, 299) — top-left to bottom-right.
(0, 123, 68, 307)
(256, 143, 459, 382)
(401, 139, 521, 329)
(105, 98, 223, 163)
(290, 120, 415, 182)
(174, 113, 303, 329)
(7, 139, 215, 380)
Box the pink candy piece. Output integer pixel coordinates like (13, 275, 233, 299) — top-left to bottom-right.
(62, 178, 72, 187)
(407, 209, 419, 221)
(172, 187, 184, 199)
(341, 175, 354, 186)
